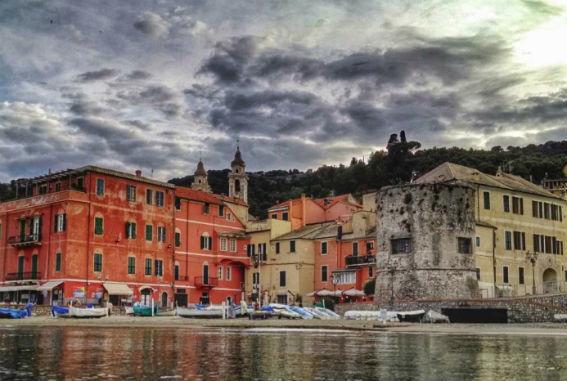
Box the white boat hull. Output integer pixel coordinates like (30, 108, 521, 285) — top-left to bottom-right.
(68, 306, 108, 318)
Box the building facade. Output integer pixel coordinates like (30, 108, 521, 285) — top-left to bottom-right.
(415, 162, 567, 298)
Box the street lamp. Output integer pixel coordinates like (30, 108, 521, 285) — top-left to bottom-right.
(527, 251, 538, 295)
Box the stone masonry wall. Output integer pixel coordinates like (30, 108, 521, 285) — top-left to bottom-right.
(375, 183, 478, 305)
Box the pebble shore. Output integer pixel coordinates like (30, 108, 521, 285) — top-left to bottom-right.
(3, 315, 567, 336)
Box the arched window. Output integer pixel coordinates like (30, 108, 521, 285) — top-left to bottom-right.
(161, 292, 168, 308)
(235, 179, 241, 193)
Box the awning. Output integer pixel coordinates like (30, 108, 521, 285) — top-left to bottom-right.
(37, 280, 64, 291)
(103, 283, 133, 295)
(0, 285, 38, 292)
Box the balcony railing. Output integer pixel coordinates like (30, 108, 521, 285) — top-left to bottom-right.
(8, 234, 42, 248)
(345, 255, 376, 267)
(5, 272, 42, 281)
(194, 276, 218, 289)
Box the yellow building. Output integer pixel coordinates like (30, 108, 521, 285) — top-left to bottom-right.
(417, 162, 566, 297)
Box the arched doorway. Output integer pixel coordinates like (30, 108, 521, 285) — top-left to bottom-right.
(543, 268, 557, 294)
(140, 288, 152, 306)
(161, 292, 168, 308)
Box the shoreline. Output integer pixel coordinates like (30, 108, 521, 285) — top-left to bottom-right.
(3, 315, 567, 336)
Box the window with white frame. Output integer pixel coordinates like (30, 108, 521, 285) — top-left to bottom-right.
(226, 266, 232, 281)
(55, 213, 66, 232)
(217, 266, 223, 280)
(321, 241, 328, 255)
(229, 238, 237, 252)
(220, 237, 227, 251)
(157, 226, 166, 242)
(334, 271, 356, 285)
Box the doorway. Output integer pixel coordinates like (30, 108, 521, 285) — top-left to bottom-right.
(140, 288, 152, 306)
(543, 268, 558, 294)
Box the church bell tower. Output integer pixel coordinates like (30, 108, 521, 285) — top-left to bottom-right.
(191, 159, 212, 193)
(228, 144, 248, 203)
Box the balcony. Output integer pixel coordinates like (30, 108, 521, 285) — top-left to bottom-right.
(345, 255, 376, 267)
(8, 234, 42, 248)
(5, 272, 42, 281)
(194, 276, 218, 289)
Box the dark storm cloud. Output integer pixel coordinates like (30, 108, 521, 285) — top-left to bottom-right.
(198, 36, 259, 84)
(115, 84, 182, 118)
(125, 70, 152, 81)
(76, 68, 120, 82)
(69, 99, 104, 116)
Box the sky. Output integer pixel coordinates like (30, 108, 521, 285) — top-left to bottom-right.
(1, 0, 567, 182)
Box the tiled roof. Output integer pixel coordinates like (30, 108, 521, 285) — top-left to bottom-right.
(268, 194, 361, 211)
(175, 186, 247, 206)
(415, 162, 562, 199)
(274, 222, 339, 240)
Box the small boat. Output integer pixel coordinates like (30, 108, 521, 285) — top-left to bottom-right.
(68, 306, 108, 318)
(133, 305, 159, 316)
(0, 304, 32, 319)
(289, 306, 314, 319)
(51, 305, 70, 317)
(422, 310, 450, 323)
(396, 310, 426, 323)
(268, 304, 302, 319)
(315, 307, 340, 319)
(176, 306, 224, 319)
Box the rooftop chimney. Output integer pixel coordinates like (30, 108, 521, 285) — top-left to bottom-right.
(135, 170, 142, 177)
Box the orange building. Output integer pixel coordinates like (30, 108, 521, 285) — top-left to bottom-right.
(0, 167, 175, 307)
(0, 147, 251, 307)
(173, 156, 250, 305)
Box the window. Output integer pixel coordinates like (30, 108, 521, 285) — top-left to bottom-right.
(93, 253, 102, 272)
(54, 213, 66, 232)
(476, 237, 480, 247)
(544, 203, 551, 219)
(145, 259, 152, 275)
(290, 240, 296, 253)
(282, 212, 289, 221)
(277, 295, 288, 304)
(219, 205, 224, 217)
(275, 242, 280, 254)
(155, 191, 165, 207)
(39, 185, 47, 195)
(321, 241, 328, 255)
(457, 237, 472, 254)
(217, 266, 223, 280)
(321, 266, 328, 282)
(503, 266, 509, 284)
(229, 239, 237, 252)
(519, 267, 525, 285)
(483, 191, 490, 210)
(391, 238, 411, 254)
(55, 252, 62, 272)
(503, 195, 510, 213)
(94, 217, 104, 235)
(127, 185, 136, 202)
(247, 244, 255, 257)
(31, 254, 38, 277)
(366, 241, 374, 253)
(513, 231, 526, 251)
(512, 197, 524, 215)
(252, 272, 260, 285)
(175, 197, 181, 210)
(96, 179, 105, 196)
(126, 222, 137, 239)
(352, 242, 359, 256)
(279, 271, 286, 287)
(369, 267, 373, 277)
(220, 237, 227, 251)
(17, 256, 24, 275)
(334, 271, 356, 284)
(128, 257, 136, 274)
(226, 213, 233, 221)
(174, 265, 180, 281)
(77, 177, 84, 190)
(504, 231, 512, 250)
(257, 243, 267, 261)
(271, 214, 278, 219)
(146, 189, 153, 205)
(203, 203, 210, 214)
(145, 225, 153, 241)
(200, 234, 212, 250)
(175, 232, 181, 247)
(157, 226, 166, 242)
(475, 268, 480, 281)
(55, 182, 61, 192)
(226, 266, 232, 281)
(155, 259, 163, 276)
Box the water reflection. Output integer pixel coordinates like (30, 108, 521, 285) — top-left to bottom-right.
(0, 327, 566, 380)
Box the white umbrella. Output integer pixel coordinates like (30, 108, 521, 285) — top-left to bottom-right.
(305, 291, 317, 297)
(316, 289, 335, 297)
(343, 288, 365, 297)
(332, 290, 343, 297)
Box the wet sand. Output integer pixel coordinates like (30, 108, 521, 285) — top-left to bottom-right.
(3, 315, 567, 336)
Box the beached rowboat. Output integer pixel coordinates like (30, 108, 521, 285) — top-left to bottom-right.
(68, 306, 108, 318)
(176, 306, 224, 319)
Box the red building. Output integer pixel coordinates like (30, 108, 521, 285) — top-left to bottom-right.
(0, 167, 175, 306)
(0, 148, 251, 307)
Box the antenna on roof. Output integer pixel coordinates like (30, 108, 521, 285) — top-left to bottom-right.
(151, 169, 154, 177)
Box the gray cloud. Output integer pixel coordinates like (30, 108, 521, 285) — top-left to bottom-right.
(76, 68, 120, 82)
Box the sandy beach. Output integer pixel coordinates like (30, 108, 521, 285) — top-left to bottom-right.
(3, 315, 567, 336)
